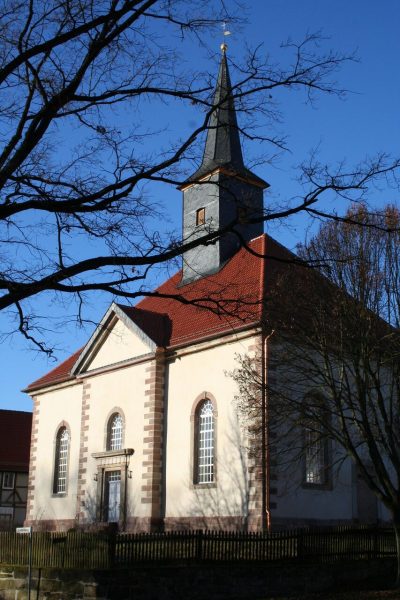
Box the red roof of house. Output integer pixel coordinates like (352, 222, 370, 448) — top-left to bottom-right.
(0, 410, 32, 470)
(26, 234, 293, 392)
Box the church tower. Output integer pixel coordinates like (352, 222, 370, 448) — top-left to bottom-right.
(180, 45, 269, 284)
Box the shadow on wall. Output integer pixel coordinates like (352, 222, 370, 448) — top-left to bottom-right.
(170, 411, 252, 531)
(78, 487, 141, 531)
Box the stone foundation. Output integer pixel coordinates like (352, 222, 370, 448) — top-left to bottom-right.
(24, 519, 76, 531)
(0, 560, 395, 600)
(25, 515, 362, 533)
(163, 516, 250, 531)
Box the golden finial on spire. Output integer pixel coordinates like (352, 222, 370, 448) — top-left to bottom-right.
(221, 21, 231, 53)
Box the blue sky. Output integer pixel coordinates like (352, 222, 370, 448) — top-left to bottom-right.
(1, 0, 399, 412)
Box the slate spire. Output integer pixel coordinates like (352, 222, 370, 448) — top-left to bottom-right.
(186, 45, 267, 187)
(180, 44, 268, 284)
(202, 46, 243, 169)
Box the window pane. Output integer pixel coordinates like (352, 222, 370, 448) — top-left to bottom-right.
(109, 414, 123, 451)
(105, 471, 121, 522)
(197, 400, 214, 484)
(196, 208, 206, 226)
(55, 428, 69, 494)
(305, 424, 325, 485)
(2, 472, 15, 489)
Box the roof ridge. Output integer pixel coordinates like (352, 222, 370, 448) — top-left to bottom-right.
(25, 235, 288, 393)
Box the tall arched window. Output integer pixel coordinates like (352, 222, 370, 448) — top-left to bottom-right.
(53, 427, 69, 494)
(304, 419, 325, 484)
(196, 399, 215, 484)
(303, 394, 330, 487)
(107, 413, 123, 451)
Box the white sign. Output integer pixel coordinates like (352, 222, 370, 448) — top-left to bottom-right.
(16, 527, 32, 534)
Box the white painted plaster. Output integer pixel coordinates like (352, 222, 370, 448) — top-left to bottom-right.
(82, 362, 150, 520)
(31, 384, 82, 522)
(86, 317, 151, 371)
(30, 321, 391, 529)
(164, 335, 255, 521)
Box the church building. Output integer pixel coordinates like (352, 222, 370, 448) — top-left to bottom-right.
(24, 48, 378, 532)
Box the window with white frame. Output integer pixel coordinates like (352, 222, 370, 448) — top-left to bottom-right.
(196, 399, 215, 484)
(304, 419, 327, 485)
(107, 413, 123, 451)
(53, 427, 69, 494)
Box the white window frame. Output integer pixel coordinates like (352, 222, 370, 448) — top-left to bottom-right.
(108, 414, 123, 451)
(304, 419, 328, 486)
(196, 400, 214, 484)
(54, 427, 69, 494)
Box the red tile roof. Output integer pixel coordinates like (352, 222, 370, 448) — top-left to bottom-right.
(116, 306, 171, 348)
(26, 234, 293, 392)
(0, 410, 32, 470)
(25, 348, 83, 393)
(135, 234, 271, 344)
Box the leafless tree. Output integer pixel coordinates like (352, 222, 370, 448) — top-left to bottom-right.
(232, 204, 400, 582)
(1, 0, 399, 353)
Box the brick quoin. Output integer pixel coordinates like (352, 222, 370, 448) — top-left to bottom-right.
(25, 397, 40, 524)
(76, 380, 91, 522)
(141, 349, 165, 531)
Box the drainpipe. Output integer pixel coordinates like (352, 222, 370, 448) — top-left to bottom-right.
(261, 329, 275, 532)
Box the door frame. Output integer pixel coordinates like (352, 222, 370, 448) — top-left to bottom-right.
(104, 470, 121, 523)
(92, 448, 134, 530)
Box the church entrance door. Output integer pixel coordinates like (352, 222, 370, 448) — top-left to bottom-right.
(105, 470, 121, 523)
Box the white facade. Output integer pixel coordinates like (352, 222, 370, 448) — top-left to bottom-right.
(32, 383, 82, 524)
(164, 334, 254, 527)
(25, 299, 376, 532)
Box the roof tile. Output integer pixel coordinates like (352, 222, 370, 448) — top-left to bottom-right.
(26, 234, 293, 392)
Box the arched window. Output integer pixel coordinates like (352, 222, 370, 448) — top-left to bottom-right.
(53, 427, 69, 494)
(303, 394, 330, 487)
(196, 399, 215, 484)
(304, 419, 325, 484)
(107, 413, 123, 451)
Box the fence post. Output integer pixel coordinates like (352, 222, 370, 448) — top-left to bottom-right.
(196, 530, 203, 561)
(373, 526, 378, 559)
(107, 530, 117, 568)
(297, 529, 303, 561)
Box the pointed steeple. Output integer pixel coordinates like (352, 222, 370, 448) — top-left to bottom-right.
(185, 45, 268, 188)
(180, 45, 268, 284)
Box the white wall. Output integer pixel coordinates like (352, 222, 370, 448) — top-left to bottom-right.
(272, 454, 355, 522)
(31, 383, 83, 522)
(164, 335, 255, 521)
(83, 361, 151, 521)
(268, 344, 372, 524)
(31, 313, 154, 526)
(87, 318, 151, 371)
(33, 317, 387, 529)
